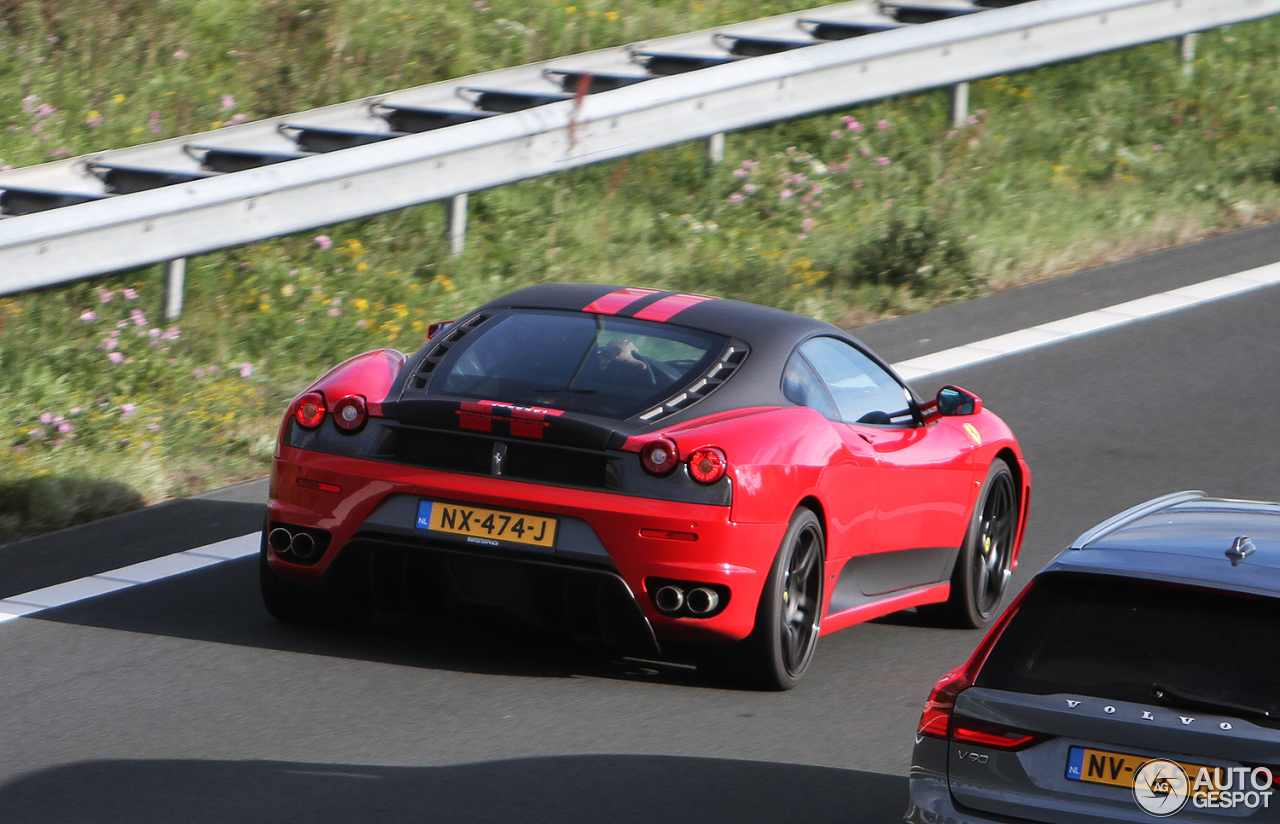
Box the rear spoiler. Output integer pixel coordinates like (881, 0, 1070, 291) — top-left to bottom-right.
(390, 397, 634, 451)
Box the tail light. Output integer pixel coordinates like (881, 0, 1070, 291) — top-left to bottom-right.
(332, 394, 368, 432)
(641, 438, 679, 475)
(951, 717, 1044, 751)
(294, 392, 326, 429)
(688, 446, 727, 483)
(917, 581, 1036, 741)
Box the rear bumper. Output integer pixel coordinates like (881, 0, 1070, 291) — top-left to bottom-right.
(268, 445, 788, 644)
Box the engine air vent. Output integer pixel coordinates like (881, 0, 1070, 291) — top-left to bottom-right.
(408, 313, 490, 391)
(634, 342, 748, 423)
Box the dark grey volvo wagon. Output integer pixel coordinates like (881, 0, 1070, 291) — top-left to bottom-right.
(907, 491, 1280, 823)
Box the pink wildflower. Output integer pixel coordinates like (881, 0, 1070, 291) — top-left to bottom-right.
(123, 287, 138, 300)
(859, 147, 871, 158)
(727, 192, 745, 205)
(108, 352, 125, 364)
(779, 188, 793, 201)
(173, 49, 188, 60)
(57, 423, 73, 435)
(877, 119, 890, 132)
(742, 183, 758, 194)
(39, 412, 54, 425)
(314, 234, 333, 250)
(239, 362, 254, 378)
(102, 337, 119, 351)
(120, 403, 136, 418)
(80, 310, 97, 322)
(220, 94, 236, 109)
(876, 157, 891, 167)
(99, 288, 113, 304)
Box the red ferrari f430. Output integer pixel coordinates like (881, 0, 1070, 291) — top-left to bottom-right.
(262, 284, 1030, 688)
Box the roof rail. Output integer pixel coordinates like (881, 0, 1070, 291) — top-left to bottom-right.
(1069, 491, 1206, 550)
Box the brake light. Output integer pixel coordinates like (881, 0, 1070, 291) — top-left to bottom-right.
(916, 581, 1036, 740)
(951, 717, 1043, 751)
(688, 446, 727, 483)
(641, 438, 679, 475)
(294, 392, 326, 429)
(332, 394, 368, 432)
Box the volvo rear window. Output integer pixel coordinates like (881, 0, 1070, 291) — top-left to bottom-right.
(431, 310, 727, 419)
(975, 573, 1280, 718)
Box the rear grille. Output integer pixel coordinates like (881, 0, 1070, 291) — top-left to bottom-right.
(377, 426, 610, 489)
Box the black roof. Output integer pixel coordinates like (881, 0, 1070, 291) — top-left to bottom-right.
(477, 283, 836, 346)
(1045, 492, 1280, 596)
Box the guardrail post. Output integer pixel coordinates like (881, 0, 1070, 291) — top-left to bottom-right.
(707, 132, 726, 165)
(1179, 33, 1198, 77)
(950, 82, 970, 128)
(446, 193, 468, 257)
(162, 258, 186, 320)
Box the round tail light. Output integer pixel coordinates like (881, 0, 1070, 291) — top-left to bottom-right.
(294, 392, 326, 429)
(332, 395, 368, 432)
(688, 446, 727, 484)
(640, 438, 679, 475)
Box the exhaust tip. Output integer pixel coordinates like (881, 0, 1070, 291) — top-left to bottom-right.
(654, 585, 685, 614)
(268, 527, 293, 555)
(290, 531, 318, 560)
(686, 587, 720, 615)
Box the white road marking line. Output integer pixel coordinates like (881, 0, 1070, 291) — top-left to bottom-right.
(894, 260, 1280, 381)
(0, 533, 258, 623)
(4, 260, 1280, 625)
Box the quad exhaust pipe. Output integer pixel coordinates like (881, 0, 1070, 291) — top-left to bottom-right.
(269, 526, 321, 561)
(653, 583, 723, 617)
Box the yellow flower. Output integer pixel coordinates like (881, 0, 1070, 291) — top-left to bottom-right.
(87, 109, 101, 119)
(587, 9, 597, 17)
(605, 10, 619, 20)
(258, 303, 270, 311)
(352, 298, 370, 311)
(345, 239, 363, 252)
(113, 94, 126, 104)
(565, 5, 577, 12)
(356, 262, 368, 271)
(411, 320, 425, 332)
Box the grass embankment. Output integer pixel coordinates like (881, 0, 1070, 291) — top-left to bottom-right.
(3, 1, 1280, 540)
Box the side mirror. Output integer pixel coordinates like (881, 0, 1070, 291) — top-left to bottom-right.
(426, 320, 456, 340)
(936, 385, 982, 416)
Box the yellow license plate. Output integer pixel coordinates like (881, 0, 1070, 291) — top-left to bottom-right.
(1067, 746, 1209, 790)
(415, 500, 556, 549)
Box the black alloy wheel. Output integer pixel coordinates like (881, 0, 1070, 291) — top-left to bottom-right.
(699, 507, 825, 690)
(922, 458, 1017, 629)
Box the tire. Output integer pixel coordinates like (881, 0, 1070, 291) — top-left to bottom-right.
(698, 508, 825, 690)
(921, 458, 1017, 629)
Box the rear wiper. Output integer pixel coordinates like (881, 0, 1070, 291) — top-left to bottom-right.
(1152, 683, 1275, 721)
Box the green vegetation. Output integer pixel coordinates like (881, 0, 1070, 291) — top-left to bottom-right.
(3, 1, 1280, 540)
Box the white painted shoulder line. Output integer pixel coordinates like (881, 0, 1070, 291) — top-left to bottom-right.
(893, 260, 1280, 381)
(2, 260, 1280, 624)
(0, 533, 258, 623)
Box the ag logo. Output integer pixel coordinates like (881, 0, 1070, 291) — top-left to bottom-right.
(1133, 759, 1190, 816)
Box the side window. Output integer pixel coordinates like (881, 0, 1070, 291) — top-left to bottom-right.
(798, 337, 914, 426)
(782, 352, 839, 421)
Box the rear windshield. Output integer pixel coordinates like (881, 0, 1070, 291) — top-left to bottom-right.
(431, 310, 727, 419)
(976, 573, 1280, 718)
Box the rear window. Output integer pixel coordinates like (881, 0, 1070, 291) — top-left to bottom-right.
(431, 310, 727, 419)
(976, 573, 1280, 717)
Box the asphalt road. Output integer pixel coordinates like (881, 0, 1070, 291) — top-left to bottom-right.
(3, 223, 1280, 823)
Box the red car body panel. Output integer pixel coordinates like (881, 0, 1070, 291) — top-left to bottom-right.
(265, 284, 1031, 655)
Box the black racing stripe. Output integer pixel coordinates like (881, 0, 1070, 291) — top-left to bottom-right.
(614, 290, 678, 319)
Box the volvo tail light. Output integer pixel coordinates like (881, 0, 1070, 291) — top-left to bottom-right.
(951, 718, 1044, 751)
(641, 438, 679, 475)
(917, 582, 1036, 740)
(688, 446, 727, 483)
(294, 392, 326, 429)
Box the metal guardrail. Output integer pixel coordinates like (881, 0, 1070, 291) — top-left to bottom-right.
(1, 0, 1277, 297)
